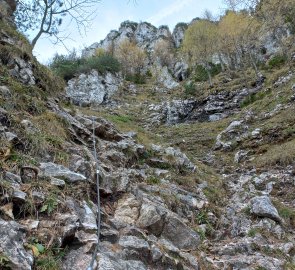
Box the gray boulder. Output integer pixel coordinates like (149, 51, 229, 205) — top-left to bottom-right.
(162, 215, 200, 250)
(152, 65, 179, 90)
(40, 162, 87, 183)
(250, 196, 282, 223)
(61, 246, 93, 270)
(9, 57, 35, 85)
(136, 203, 166, 236)
(0, 85, 11, 98)
(118, 235, 150, 252)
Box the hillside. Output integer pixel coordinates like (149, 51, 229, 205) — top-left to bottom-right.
(1, 0, 295, 270)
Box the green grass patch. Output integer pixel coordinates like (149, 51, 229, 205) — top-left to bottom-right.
(267, 55, 287, 69)
(273, 200, 295, 220)
(254, 138, 295, 167)
(240, 90, 269, 108)
(146, 176, 161, 185)
(107, 114, 133, 123)
(247, 228, 258, 237)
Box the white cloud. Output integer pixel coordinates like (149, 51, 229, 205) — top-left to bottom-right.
(147, 0, 194, 25)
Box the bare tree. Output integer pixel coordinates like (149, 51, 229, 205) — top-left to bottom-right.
(14, 0, 98, 48)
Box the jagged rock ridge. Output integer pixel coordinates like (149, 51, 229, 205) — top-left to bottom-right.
(82, 20, 188, 58)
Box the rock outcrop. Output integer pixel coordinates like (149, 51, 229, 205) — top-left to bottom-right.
(66, 71, 122, 106)
(147, 85, 264, 126)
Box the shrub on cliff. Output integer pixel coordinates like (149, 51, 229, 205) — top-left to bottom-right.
(78, 55, 121, 75)
(50, 52, 121, 81)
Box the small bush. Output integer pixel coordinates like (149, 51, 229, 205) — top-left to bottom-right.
(108, 114, 133, 123)
(194, 65, 208, 82)
(268, 55, 287, 69)
(247, 228, 257, 237)
(194, 63, 221, 82)
(78, 55, 121, 75)
(146, 176, 161, 185)
(50, 52, 121, 81)
(49, 51, 81, 81)
(240, 91, 268, 108)
(184, 81, 196, 96)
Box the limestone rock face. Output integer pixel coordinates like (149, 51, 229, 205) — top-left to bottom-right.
(113, 194, 141, 225)
(147, 86, 264, 126)
(2, 11, 295, 270)
(8, 57, 36, 85)
(82, 21, 174, 58)
(152, 65, 179, 90)
(172, 23, 188, 48)
(66, 70, 122, 106)
(0, 219, 33, 270)
(173, 60, 189, 81)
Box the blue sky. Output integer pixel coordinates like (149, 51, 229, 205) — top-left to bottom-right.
(33, 0, 226, 63)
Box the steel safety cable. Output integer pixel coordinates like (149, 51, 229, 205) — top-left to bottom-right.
(87, 117, 101, 270)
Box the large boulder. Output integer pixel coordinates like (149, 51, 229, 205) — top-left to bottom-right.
(250, 196, 282, 223)
(162, 215, 200, 250)
(136, 203, 166, 236)
(66, 71, 122, 106)
(152, 66, 179, 90)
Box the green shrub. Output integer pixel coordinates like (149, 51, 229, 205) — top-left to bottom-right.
(240, 90, 268, 108)
(50, 52, 121, 81)
(49, 51, 81, 81)
(146, 176, 161, 185)
(194, 65, 208, 82)
(247, 228, 257, 237)
(78, 55, 121, 75)
(268, 55, 287, 69)
(108, 114, 133, 123)
(194, 63, 221, 82)
(184, 81, 196, 95)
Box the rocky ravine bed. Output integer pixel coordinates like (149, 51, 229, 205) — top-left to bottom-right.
(1, 1, 295, 268)
(1, 101, 205, 270)
(2, 69, 295, 270)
